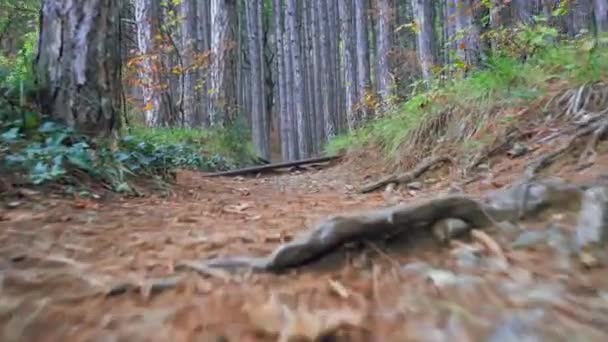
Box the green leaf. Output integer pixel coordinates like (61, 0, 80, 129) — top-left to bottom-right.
(38, 121, 63, 133)
(1, 127, 20, 142)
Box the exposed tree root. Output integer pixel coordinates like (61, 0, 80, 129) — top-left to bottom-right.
(198, 178, 583, 274)
(578, 121, 608, 166)
(524, 120, 608, 179)
(359, 156, 453, 193)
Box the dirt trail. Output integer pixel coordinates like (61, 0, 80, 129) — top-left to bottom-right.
(1, 155, 608, 341)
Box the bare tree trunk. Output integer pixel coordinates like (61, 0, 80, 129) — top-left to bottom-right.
(513, 0, 534, 24)
(595, 0, 608, 32)
(273, 0, 291, 161)
(36, 0, 121, 137)
(302, 0, 318, 154)
(412, 0, 437, 86)
(453, 0, 482, 68)
(311, 0, 326, 146)
(180, 0, 200, 127)
(208, 0, 236, 126)
(376, 0, 394, 103)
(568, 0, 593, 37)
(287, 0, 310, 157)
(339, 0, 359, 130)
(355, 0, 372, 120)
(196, 0, 211, 126)
(283, 1, 299, 160)
(246, 0, 270, 159)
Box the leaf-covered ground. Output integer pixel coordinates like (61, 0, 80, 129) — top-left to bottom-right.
(1, 145, 608, 341)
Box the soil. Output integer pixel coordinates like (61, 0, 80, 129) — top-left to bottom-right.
(1, 145, 608, 341)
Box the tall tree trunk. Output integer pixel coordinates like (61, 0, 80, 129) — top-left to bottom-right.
(339, 0, 359, 130)
(595, 0, 608, 32)
(513, 0, 534, 24)
(180, 0, 200, 126)
(134, 0, 161, 126)
(355, 0, 372, 120)
(311, 0, 326, 147)
(196, 0, 211, 126)
(273, 0, 291, 161)
(286, 0, 310, 158)
(320, 0, 337, 138)
(208, 0, 237, 126)
(36, 0, 121, 137)
(302, 0, 318, 154)
(412, 0, 437, 86)
(568, 0, 593, 37)
(246, 0, 270, 159)
(283, 1, 299, 160)
(376, 0, 394, 103)
(453, 0, 482, 69)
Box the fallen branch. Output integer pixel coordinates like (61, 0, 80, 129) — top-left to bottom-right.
(359, 156, 452, 194)
(204, 155, 342, 178)
(106, 275, 184, 297)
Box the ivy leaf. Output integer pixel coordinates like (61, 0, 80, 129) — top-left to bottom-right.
(0, 127, 21, 143)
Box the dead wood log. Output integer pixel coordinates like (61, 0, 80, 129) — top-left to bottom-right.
(204, 155, 342, 177)
(359, 156, 453, 193)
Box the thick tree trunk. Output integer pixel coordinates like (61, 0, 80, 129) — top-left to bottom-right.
(246, 0, 270, 159)
(354, 0, 372, 120)
(568, 0, 593, 37)
(376, 0, 393, 103)
(339, 0, 359, 130)
(594, 0, 608, 33)
(412, 0, 436, 86)
(35, 0, 121, 137)
(273, 0, 291, 161)
(196, 0, 211, 126)
(320, 0, 337, 139)
(453, 0, 482, 68)
(283, 1, 299, 160)
(180, 0, 200, 126)
(208, 0, 237, 126)
(311, 0, 326, 146)
(287, 0, 311, 158)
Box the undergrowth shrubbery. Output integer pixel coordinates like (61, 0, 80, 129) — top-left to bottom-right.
(327, 25, 608, 165)
(0, 32, 256, 194)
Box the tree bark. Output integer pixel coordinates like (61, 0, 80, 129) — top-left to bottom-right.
(412, 0, 436, 86)
(594, 0, 608, 33)
(208, 0, 237, 126)
(180, 0, 200, 126)
(453, 0, 482, 68)
(35, 0, 121, 137)
(339, 0, 359, 130)
(286, 0, 311, 158)
(246, 0, 270, 159)
(355, 0, 372, 120)
(376, 0, 394, 103)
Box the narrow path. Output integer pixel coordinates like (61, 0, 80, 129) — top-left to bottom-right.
(1, 160, 608, 341)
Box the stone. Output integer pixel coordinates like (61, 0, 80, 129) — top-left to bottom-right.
(487, 310, 544, 342)
(431, 218, 471, 243)
(511, 231, 547, 249)
(575, 186, 608, 250)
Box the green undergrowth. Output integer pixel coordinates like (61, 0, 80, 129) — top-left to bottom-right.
(0, 114, 256, 194)
(327, 34, 608, 165)
(1, 31, 257, 196)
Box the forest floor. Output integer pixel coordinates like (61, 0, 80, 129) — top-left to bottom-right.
(1, 140, 608, 341)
